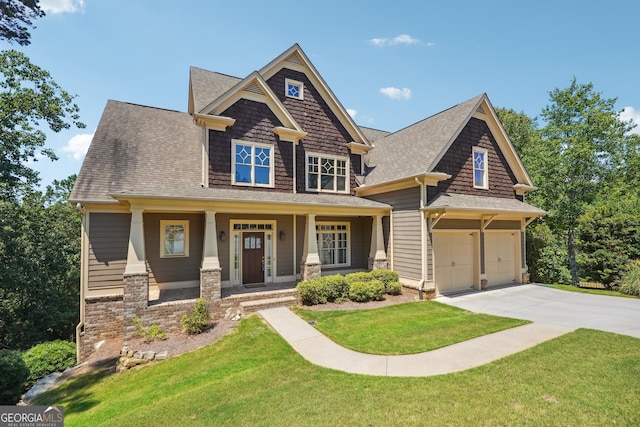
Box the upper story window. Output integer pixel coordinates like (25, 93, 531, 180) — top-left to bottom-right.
(285, 78, 303, 100)
(232, 140, 274, 187)
(473, 147, 488, 189)
(160, 220, 189, 258)
(306, 153, 349, 193)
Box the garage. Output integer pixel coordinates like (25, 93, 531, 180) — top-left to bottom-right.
(434, 232, 475, 293)
(485, 232, 517, 286)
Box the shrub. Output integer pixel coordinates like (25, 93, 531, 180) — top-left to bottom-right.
(319, 275, 349, 302)
(385, 281, 403, 295)
(620, 261, 640, 297)
(133, 318, 167, 343)
(349, 280, 385, 302)
(297, 280, 327, 305)
(370, 269, 399, 286)
(22, 340, 76, 389)
(181, 298, 210, 334)
(0, 350, 29, 405)
(345, 271, 374, 284)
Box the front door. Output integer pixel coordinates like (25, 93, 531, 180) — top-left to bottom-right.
(242, 232, 264, 284)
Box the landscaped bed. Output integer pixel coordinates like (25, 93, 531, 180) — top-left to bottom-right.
(293, 301, 529, 355)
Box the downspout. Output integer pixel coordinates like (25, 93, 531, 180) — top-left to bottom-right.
(415, 177, 426, 300)
(75, 203, 87, 363)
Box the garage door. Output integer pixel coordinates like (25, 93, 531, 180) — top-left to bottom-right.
(485, 232, 517, 286)
(434, 232, 475, 293)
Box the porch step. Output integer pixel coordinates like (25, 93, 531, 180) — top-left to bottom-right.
(240, 296, 297, 315)
(220, 288, 298, 311)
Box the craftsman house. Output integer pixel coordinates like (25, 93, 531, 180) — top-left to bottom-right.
(70, 44, 544, 360)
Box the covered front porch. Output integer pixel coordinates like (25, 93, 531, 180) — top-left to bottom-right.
(115, 189, 391, 338)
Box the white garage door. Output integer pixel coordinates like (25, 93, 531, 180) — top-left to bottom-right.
(485, 232, 517, 286)
(434, 232, 475, 293)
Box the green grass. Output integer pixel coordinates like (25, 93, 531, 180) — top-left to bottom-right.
(546, 284, 638, 298)
(292, 301, 529, 354)
(35, 317, 640, 426)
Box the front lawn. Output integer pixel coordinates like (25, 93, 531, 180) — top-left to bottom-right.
(293, 301, 528, 354)
(35, 317, 640, 426)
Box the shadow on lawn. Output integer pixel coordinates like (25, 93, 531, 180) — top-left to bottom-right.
(32, 368, 112, 414)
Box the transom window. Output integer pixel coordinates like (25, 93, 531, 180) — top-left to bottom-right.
(316, 223, 350, 267)
(473, 147, 488, 189)
(160, 220, 189, 258)
(285, 78, 303, 100)
(232, 140, 274, 187)
(306, 153, 348, 193)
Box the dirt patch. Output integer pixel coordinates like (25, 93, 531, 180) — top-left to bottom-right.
(62, 318, 238, 381)
(301, 292, 419, 311)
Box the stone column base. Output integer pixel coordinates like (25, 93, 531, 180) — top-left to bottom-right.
(480, 279, 488, 290)
(522, 273, 530, 284)
(200, 268, 222, 302)
(123, 272, 150, 340)
(368, 257, 388, 271)
(300, 262, 321, 281)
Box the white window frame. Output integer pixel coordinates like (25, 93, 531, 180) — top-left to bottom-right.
(232, 139, 275, 188)
(285, 78, 304, 100)
(316, 222, 351, 267)
(473, 147, 488, 189)
(306, 152, 350, 194)
(160, 220, 189, 258)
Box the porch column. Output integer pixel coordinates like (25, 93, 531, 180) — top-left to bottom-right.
(124, 207, 147, 275)
(300, 213, 321, 280)
(201, 210, 221, 306)
(123, 207, 149, 341)
(368, 215, 388, 270)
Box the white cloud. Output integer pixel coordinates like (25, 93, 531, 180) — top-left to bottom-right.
(62, 132, 93, 160)
(380, 87, 412, 100)
(621, 106, 640, 135)
(40, 0, 85, 14)
(368, 34, 421, 47)
(347, 109, 357, 118)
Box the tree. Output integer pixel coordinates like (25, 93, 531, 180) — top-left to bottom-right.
(0, 175, 80, 350)
(0, 49, 85, 200)
(537, 78, 635, 286)
(0, 0, 44, 46)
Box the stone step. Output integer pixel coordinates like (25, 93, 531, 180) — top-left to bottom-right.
(220, 289, 298, 309)
(240, 296, 298, 315)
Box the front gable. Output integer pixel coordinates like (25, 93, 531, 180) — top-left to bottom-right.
(431, 117, 519, 200)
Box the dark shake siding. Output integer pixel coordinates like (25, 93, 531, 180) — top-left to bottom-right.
(432, 118, 518, 200)
(88, 213, 130, 290)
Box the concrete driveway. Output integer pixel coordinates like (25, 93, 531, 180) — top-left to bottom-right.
(438, 284, 640, 339)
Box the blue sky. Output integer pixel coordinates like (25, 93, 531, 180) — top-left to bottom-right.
(11, 0, 640, 187)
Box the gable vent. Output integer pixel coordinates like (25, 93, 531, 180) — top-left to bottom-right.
(244, 82, 264, 95)
(476, 105, 486, 114)
(285, 53, 304, 66)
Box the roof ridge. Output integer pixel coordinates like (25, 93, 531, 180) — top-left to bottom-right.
(108, 99, 186, 115)
(377, 93, 485, 141)
(190, 66, 241, 81)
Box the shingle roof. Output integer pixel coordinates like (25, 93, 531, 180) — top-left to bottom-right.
(189, 67, 240, 114)
(364, 94, 485, 186)
(358, 126, 390, 142)
(426, 192, 546, 216)
(111, 187, 390, 209)
(70, 100, 203, 203)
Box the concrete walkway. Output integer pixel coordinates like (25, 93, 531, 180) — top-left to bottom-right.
(259, 306, 573, 377)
